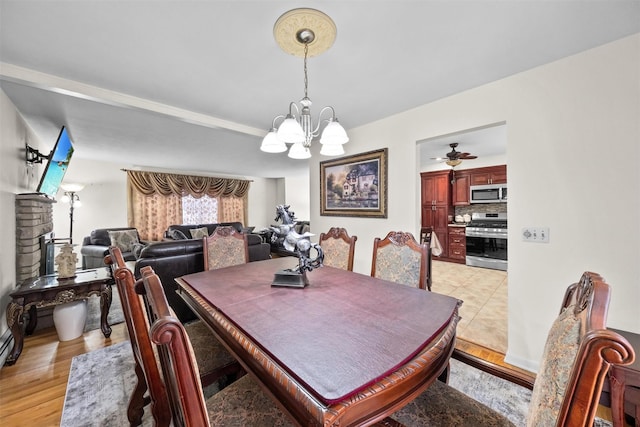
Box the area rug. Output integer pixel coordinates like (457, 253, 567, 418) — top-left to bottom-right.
(61, 341, 141, 427)
(61, 343, 613, 426)
(83, 286, 124, 332)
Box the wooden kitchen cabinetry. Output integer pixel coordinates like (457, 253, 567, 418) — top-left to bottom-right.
(452, 170, 471, 206)
(421, 170, 452, 258)
(469, 165, 507, 185)
(452, 165, 507, 206)
(448, 226, 466, 263)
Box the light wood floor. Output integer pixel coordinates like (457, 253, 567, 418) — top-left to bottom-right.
(0, 324, 128, 426)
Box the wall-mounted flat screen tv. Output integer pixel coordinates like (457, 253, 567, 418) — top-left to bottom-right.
(36, 126, 74, 198)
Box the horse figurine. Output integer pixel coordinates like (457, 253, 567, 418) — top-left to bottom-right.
(274, 204, 296, 225)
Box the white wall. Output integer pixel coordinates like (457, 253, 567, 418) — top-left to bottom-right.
(310, 34, 640, 372)
(0, 91, 43, 336)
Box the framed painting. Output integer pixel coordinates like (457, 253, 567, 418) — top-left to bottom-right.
(320, 148, 387, 218)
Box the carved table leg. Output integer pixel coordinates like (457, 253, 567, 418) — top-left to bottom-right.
(25, 305, 38, 335)
(5, 301, 25, 366)
(100, 284, 112, 338)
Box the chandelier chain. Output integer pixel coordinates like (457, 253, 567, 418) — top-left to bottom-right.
(303, 43, 309, 99)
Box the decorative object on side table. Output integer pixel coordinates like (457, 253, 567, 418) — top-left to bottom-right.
(55, 243, 78, 279)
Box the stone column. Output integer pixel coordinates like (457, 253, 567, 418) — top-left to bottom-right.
(15, 194, 55, 281)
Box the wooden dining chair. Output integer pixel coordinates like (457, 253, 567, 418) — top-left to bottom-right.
(318, 227, 357, 271)
(138, 265, 292, 426)
(105, 247, 170, 426)
(105, 247, 241, 426)
(371, 231, 430, 291)
(419, 227, 434, 290)
(203, 225, 249, 270)
(389, 271, 636, 427)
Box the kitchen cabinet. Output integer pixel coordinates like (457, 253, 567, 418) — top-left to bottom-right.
(469, 165, 507, 185)
(448, 226, 466, 262)
(420, 170, 452, 258)
(452, 165, 507, 206)
(452, 170, 471, 206)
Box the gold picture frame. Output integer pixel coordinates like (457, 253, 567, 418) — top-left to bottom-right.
(320, 148, 388, 218)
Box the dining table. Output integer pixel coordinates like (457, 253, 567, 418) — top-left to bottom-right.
(175, 257, 461, 426)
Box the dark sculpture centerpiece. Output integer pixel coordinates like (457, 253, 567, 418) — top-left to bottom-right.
(270, 205, 324, 288)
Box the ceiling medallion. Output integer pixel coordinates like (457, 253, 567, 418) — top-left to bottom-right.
(273, 8, 337, 58)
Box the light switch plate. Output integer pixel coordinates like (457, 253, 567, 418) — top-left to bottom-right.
(522, 227, 550, 243)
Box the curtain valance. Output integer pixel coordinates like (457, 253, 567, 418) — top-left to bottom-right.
(126, 170, 250, 198)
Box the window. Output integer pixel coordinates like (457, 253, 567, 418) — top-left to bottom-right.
(182, 194, 218, 224)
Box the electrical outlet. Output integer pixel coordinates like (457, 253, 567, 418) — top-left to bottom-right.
(522, 227, 550, 243)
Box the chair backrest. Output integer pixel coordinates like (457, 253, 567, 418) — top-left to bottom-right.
(371, 231, 428, 290)
(104, 246, 171, 426)
(526, 271, 635, 427)
(419, 227, 434, 291)
(140, 265, 211, 427)
(318, 227, 357, 271)
(203, 225, 249, 270)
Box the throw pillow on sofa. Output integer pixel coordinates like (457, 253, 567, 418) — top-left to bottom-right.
(169, 229, 188, 240)
(189, 227, 210, 239)
(109, 229, 140, 253)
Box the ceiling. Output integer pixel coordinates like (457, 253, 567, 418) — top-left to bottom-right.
(1, 1, 639, 178)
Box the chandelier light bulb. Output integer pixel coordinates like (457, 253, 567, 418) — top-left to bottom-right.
(288, 142, 312, 159)
(277, 115, 305, 144)
(260, 129, 287, 153)
(320, 119, 349, 145)
(60, 194, 70, 203)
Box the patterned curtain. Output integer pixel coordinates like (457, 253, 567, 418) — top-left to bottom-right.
(126, 170, 250, 240)
(129, 187, 182, 241)
(219, 194, 247, 224)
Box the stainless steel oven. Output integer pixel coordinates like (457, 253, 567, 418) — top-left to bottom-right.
(465, 212, 507, 271)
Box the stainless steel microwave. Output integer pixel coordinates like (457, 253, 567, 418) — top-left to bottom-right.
(470, 184, 507, 203)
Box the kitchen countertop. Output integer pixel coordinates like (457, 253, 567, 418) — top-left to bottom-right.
(449, 223, 468, 227)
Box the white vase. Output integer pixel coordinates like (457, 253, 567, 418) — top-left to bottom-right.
(53, 299, 87, 341)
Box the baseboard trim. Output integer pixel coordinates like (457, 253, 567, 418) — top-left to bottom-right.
(0, 328, 15, 368)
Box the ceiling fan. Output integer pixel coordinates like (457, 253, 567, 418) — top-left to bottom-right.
(433, 143, 477, 167)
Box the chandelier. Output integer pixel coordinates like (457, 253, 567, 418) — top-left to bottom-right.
(260, 8, 349, 160)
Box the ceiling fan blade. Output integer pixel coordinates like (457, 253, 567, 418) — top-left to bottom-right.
(460, 154, 477, 159)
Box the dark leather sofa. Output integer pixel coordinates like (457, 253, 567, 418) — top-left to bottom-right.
(80, 227, 144, 269)
(134, 224, 271, 323)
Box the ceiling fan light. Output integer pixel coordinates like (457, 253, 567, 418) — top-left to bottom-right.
(320, 142, 345, 156)
(288, 142, 311, 159)
(320, 119, 349, 145)
(277, 115, 305, 143)
(446, 159, 462, 167)
(260, 130, 287, 153)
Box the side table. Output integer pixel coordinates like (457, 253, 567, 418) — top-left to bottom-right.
(4, 268, 115, 365)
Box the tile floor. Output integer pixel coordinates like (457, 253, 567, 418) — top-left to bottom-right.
(431, 260, 508, 354)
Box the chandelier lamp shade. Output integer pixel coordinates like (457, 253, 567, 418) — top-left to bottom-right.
(261, 8, 349, 160)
